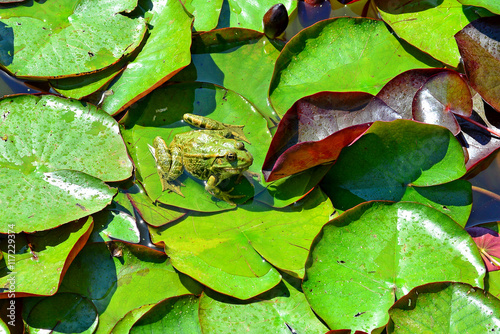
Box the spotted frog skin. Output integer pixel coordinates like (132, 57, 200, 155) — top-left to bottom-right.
(149, 114, 254, 205)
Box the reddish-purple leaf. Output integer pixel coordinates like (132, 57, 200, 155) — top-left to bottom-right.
(455, 17, 500, 112)
(412, 71, 472, 135)
(376, 68, 446, 118)
(458, 94, 500, 170)
(467, 226, 500, 272)
(262, 91, 401, 181)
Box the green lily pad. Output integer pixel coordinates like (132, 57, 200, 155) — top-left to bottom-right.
(0, 94, 132, 232)
(0, 0, 146, 78)
(172, 28, 284, 128)
(488, 270, 500, 300)
(90, 211, 140, 244)
(458, 0, 500, 14)
(57, 241, 202, 334)
(49, 64, 124, 100)
(321, 120, 471, 225)
(217, 0, 296, 32)
(126, 184, 186, 228)
(101, 0, 193, 115)
(111, 304, 157, 334)
(150, 188, 332, 299)
(388, 282, 500, 333)
(254, 164, 332, 208)
(376, 0, 491, 67)
(130, 295, 201, 333)
(268, 17, 442, 116)
(24, 293, 98, 334)
(181, 0, 223, 31)
(0, 217, 93, 297)
(198, 276, 328, 333)
(121, 82, 271, 212)
(303, 201, 486, 332)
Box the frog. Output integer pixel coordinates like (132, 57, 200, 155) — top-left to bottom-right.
(148, 113, 255, 205)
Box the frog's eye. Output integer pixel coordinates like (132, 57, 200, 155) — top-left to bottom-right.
(236, 142, 245, 150)
(226, 152, 237, 161)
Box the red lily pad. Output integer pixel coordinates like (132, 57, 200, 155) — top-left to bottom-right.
(412, 71, 472, 135)
(376, 68, 446, 119)
(262, 91, 401, 181)
(467, 226, 500, 272)
(455, 17, 500, 112)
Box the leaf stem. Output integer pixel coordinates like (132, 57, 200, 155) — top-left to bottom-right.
(454, 113, 500, 138)
(471, 185, 500, 202)
(481, 249, 500, 267)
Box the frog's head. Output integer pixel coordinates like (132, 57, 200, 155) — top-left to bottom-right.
(212, 141, 253, 176)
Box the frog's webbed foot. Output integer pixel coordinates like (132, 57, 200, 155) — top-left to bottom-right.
(161, 179, 185, 197)
(224, 126, 251, 144)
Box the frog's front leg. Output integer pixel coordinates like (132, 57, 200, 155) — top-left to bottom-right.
(205, 175, 244, 205)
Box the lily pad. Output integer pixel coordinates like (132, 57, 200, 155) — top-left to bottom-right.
(126, 183, 186, 228)
(172, 28, 284, 129)
(24, 293, 98, 334)
(412, 70, 472, 136)
(0, 0, 146, 78)
(87, 191, 140, 243)
(321, 120, 471, 224)
(57, 241, 202, 334)
(130, 295, 201, 333)
(263, 91, 401, 181)
(111, 304, 157, 334)
(303, 201, 486, 332)
(0, 217, 93, 298)
(101, 0, 193, 115)
(488, 270, 500, 300)
(181, 0, 223, 31)
(388, 282, 500, 333)
(376, 0, 491, 66)
(268, 17, 442, 116)
(121, 82, 271, 212)
(49, 64, 124, 100)
(254, 164, 332, 208)
(458, 0, 500, 14)
(90, 210, 140, 244)
(149, 188, 333, 299)
(455, 16, 500, 112)
(376, 68, 447, 118)
(198, 276, 328, 333)
(0, 94, 132, 232)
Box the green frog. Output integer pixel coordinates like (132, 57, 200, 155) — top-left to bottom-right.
(148, 113, 254, 205)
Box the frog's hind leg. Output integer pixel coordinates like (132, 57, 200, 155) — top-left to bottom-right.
(148, 137, 184, 197)
(183, 113, 251, 144)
